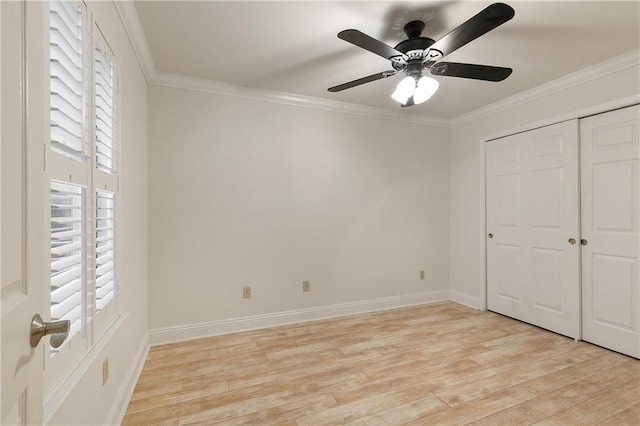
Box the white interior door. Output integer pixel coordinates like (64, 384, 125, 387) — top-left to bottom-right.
(581, 105, 640, 358)
(486, 120, 580, 339)
(1, 1, 47, 423)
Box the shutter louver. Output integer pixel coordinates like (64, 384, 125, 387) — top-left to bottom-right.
(50, 181, 85, 343)
(95, 47, 117, 174)
(49, 0, 88, 161)
(96, 191, 115, 311)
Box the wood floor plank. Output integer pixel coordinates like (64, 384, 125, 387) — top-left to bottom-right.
(331, 368, 470, 406)
(543, 379, 639, 425)
(467, 362, 640, 425)
(296, 382, 439, 425)
(520, 352, 634, 396)
(280, 372, 371, 395)
(129, 379, 183, 402)
(121, 302, 640, 425)
(411, 386, 537, 425)
(221, 393, 339, 426)
(122, 384, 281, 425)
(436, 357, 574, 407)
(527, 376, 639, 425)
(367, 356, 476, 384)
(359, 395, 448, 425)
(599, 403, 640, 425)
(126, 380, 229, 415)
(177, 388, 325, 425)
(226, 349, 380, 391)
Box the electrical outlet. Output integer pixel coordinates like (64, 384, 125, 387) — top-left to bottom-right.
(420, 270, 425, 280)
(102, 358, 109, 385)
(243, 286, 251, 299)
(303, 281, 310, 292)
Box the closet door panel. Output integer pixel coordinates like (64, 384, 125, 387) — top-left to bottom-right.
(487, 120, 580, 338)
(487, 135, 527, 319)
(527, 122, 580, 337)
(581, 104, 639, 358)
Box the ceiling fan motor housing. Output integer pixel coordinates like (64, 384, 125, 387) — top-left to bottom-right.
(394, 37, 435, 54)
(391, 20, 441, 73)
(394, 19, 435, 54)
(395, 20, 435, 54)
(403, 20, 426, 39)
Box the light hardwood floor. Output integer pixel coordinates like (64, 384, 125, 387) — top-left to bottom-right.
(123, 302, 640, 425)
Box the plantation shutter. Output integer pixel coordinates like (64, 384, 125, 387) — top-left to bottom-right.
(50, 181, 85, 339)
(95, 191, 115, 311)
(95, 45, 117, 174)
(49, 0, 88, 160)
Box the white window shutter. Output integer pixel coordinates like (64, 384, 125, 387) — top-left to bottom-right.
(50, 181, 85, 342)
(95, 191, 115, 311)
(49, 0, 89, 161)
(95, 46, 117, 174)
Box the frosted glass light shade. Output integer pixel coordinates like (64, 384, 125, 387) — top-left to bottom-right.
(413, 76, 439, 104)
(391, 76, 416, 104)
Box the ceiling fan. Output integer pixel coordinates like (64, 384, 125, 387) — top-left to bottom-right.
(328, 2, 515, 107)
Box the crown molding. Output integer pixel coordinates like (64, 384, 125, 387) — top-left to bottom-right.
(114, 0, 638, 129)
(113, 0, 155, 82)
(149, 72, 450, 127)
(111, 0, 448, 128)
(449, 50, 640, 128)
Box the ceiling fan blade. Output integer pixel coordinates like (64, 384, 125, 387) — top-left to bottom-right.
(401, 97, 415, 108)
(430, 62, 512, 81)
(428, 3, 514, 58)
(328, 70, 396, 92)
(338, 29, 406, 60)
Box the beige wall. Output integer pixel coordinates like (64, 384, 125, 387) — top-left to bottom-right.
(47, 1, 148, 424)
(448, 64, 640, 305)
(148, 85, 449, 329)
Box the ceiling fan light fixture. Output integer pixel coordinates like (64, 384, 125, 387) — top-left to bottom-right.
(391, 76, 416, 104)
(413, 76, 439, 104)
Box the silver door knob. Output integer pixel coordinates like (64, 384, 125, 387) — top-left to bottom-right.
(581, 239, 588, 246)
(30, 314, 70, 348)
(568, 238, 576, 245)
(488, 233, 494, 239)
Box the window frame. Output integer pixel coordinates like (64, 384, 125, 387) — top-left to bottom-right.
(43, 0, 121, 397)
(92, 22, 119, 339)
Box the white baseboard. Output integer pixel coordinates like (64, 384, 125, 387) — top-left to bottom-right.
(449, 290, 482, 310)
(105, 333, 149, 426)
(149, 290, 449, 345)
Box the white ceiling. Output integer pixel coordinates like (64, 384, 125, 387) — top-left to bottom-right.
(133, 1, 640, 119)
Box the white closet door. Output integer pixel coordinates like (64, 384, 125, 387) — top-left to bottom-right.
(487, 120, 580, 339)
(581, 105, 639, 358)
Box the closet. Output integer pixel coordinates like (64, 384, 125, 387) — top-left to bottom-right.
(486, 104, 639, 358)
